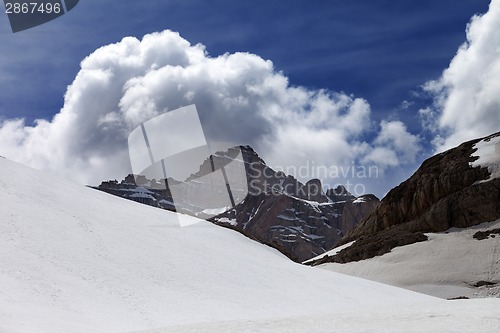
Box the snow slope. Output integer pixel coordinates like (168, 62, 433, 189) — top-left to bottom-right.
(319, 219, 500, 299)
(0, 158, 499, 332)
(134, 299, 500, 333)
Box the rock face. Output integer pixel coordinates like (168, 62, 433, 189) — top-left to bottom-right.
(96, 177, 177, 211)
(211, 185, 375, 262)
(340, 194, 379, 233)
(312, 131, 500, 265)
(203, 147, 379, 262)
(95, 145, 379, 262)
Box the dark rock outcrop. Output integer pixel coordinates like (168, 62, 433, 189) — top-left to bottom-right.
(311, 131, 500, 265)
(340, 194, 379, 234)
(326, 185, 356, 202)
(313, 227, 428, 265)
(96, 177, 177, 211)
(473, 228, 500, 240)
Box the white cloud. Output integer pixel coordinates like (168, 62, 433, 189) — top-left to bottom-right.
(360, 120, 421, 172)
(400, 100, 413, 110)
(417, 107, 438, 132)
(362, 147, 399, 168)
(0, 30, 420, 196)
(424, 0, 500, 151)
(374, 120, 421, 164)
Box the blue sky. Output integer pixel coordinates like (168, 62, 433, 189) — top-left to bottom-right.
(0, 0, 497, 197)
(0, 0, 489, 123)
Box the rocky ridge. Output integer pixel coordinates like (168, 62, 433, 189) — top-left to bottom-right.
(311, 131, 500, 265)
(96, 146, 379, 262)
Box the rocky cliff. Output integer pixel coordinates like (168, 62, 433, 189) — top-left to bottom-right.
(211, 185, 378, 262)
(312, 131, 500, 265)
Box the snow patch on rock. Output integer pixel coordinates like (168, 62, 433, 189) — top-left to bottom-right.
(352, 197, 367, 204)
(471, 135, 500, 182)
(216, 217, 237, 226)
(303, 241, 356, 264)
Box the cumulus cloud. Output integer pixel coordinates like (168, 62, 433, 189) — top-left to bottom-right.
(363, 120, 421, 168)
(423, 0, 500, 151)
(0, 30, 420, 195)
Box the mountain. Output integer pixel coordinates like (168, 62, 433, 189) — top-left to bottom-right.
(96, 145, 379, 262)
(307, 131, 500, 299)
(5, 155, 496, 332)
(311, 131, 500, 265)
(207, 146, 379, 262)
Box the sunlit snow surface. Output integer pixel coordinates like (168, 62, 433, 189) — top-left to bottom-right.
(320, 220, 500, 299)
(134, 300, 500, 333)
(471, 134, 500, 181)
(0, 158, 499, 333)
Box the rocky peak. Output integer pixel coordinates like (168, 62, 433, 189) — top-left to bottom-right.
(326, 185, 356, 202)
(304, 179, 329, 203)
